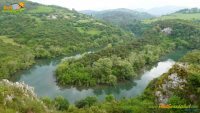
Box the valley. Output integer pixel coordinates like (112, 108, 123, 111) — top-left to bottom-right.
(0, 0, 200, 113)
(11, 50, 186, 103)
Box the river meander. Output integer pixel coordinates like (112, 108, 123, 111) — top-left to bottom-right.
(11, 49, 188, 103)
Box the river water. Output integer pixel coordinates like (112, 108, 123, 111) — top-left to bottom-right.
(11, 50, 188, 103)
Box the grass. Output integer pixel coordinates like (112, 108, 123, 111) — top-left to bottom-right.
(87, 29, 101, 35)
(28, 6, 54, 13)
(143, 13, 200, 23)
(0, 36, 20, 46)
(77, 19, 92, 23)
(76, 27, 101, 35)
(76, 27, 85, 33)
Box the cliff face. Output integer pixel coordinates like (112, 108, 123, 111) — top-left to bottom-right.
(154, 64, 188, 104)
(146, 60, 200, 107)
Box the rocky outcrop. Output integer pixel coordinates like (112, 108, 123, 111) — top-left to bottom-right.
(0, 79, 49, 113)
(161, 27, 172, 35)
(1, 79, 37, 99)
(154, 64, 187, 104)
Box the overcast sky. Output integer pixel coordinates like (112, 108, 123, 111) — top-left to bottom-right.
(30, 0, 200, 11)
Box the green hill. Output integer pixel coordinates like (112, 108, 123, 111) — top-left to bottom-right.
(86, 8, 154, 21)
(1, 1, 200, 113)
(1, 50, 199, 113)
(81, 8, 154, 36)
(176, 8, 200, 13)
(55, 19, 200, 87)
(144, 8, 200, 23)
(0, 0, 132, 79)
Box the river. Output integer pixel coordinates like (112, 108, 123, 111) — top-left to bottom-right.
(11, 49, 188, 103)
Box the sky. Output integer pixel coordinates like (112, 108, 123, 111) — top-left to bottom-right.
(30, 0, 200, 11)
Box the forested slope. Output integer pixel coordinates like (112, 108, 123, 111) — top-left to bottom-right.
(144, 8, 200, 23)
(0, 1, 200, 113)
(82, 8, 154, 36)
(1, 49, 199, 113)
(0, 0, 132, 79)
(56, 19, 200, 87)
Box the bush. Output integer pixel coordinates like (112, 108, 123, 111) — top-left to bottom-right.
(167, 95, 187, 105)
(54, 96, 69, 111)
(105, 94, 115, 102)
(75, 96, 98, 108)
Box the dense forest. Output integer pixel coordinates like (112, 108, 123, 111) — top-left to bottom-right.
(0, 0, 133, 79)
(81, 8, 154, 36)
(56, 19, 200, 87)
(0, 0, 200, 113)
(1, 50, 199, 113)
(176, 8, 200, 13)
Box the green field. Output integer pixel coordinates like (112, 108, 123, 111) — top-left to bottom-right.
(28, 6, 54, 13)
(76, 27, 101, 35)
(143, 13, 200, 23)
(0, 36, 19, 46)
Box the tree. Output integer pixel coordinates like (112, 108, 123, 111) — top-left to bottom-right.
(107, 75, 117, 85)
(180, 50, 200, 64)
(112, 58, 136, 80)
(54, 96, 69, 111)
(167, 95, 187, 105)
(92, 58, 113, 83)
(105, 94, 115, 102)
(41, 97, 54, 108)
(128, 52, 146, 69)
(75, 96, 98, 108)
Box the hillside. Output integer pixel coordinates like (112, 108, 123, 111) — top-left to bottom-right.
(146, 6, 185, 16)
(81, 8, 154, 21)
(1, 50, 199, 113)
(145, 50, 200, 108)
(0, 0, 200, 113)
(81, 8, 154, 36)
(55, 19, 200, 87)
(0, 0, 133, 79)
(144, 8, 200, 23)
(176, 8, 200, 13)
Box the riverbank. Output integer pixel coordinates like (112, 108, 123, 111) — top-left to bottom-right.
(11, 59, 174, 103)
(9, 49, 189, 103)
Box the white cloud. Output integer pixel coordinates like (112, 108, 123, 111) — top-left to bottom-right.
(29, 0, 200, 11)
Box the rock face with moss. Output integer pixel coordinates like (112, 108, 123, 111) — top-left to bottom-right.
(0, 79, 48, 113)
(146, 50, 200, 107)
(1, 79, 37, 99)
(155, 64, 188, 104)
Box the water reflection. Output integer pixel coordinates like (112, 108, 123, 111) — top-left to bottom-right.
(12, 56, 175, 103)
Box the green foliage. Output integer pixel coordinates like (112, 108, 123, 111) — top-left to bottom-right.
(167, 95, 187, 105)
(144, 12, 200, 23)
(88, 9, 154, 36)
(56, 55, 137, 86)
(154, 20, 200, 49)
(92, 9, 154, 22)
(75, 96, 98, 108)
(56, 34, 177, 86)
(105, 94, 115, 102)
(54, 96, 70, 111)
(183, 51, 200, 106)
(41, 96, 54, 108)
(1, 1, 200, 113)
(0, 0, 132, 80)
(0, 80, 47, 113)
(0, 36, 35, 79)
(180, 50, 200, 64)
(177, 8, 200, 14)
(145, 50, 200, 109)
(28, 6, 54, 13)
(123, 20, 151, 36)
